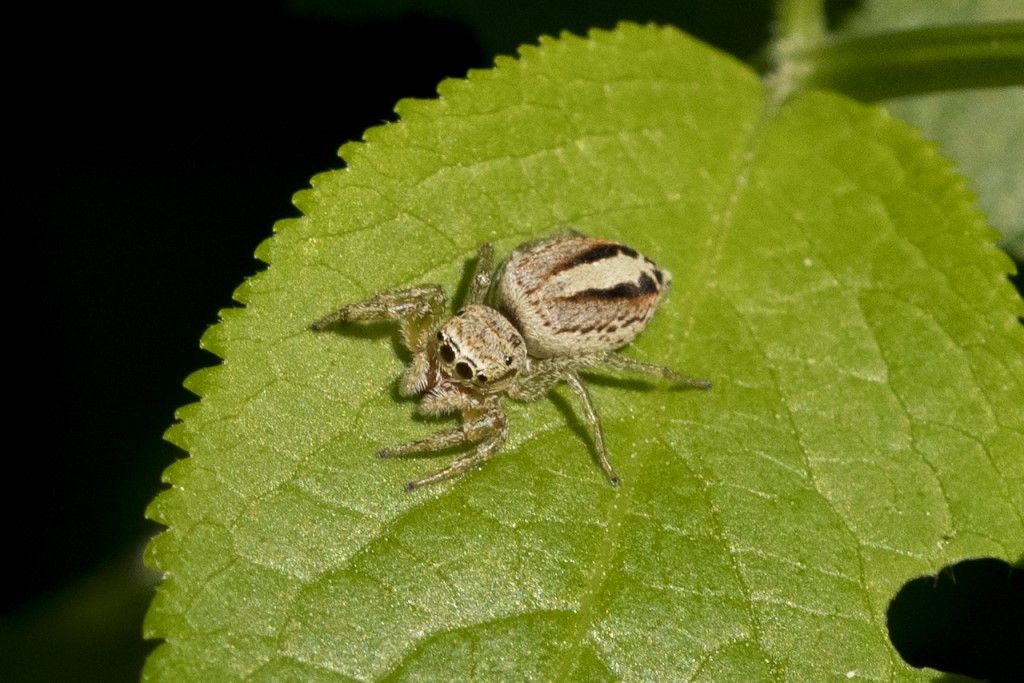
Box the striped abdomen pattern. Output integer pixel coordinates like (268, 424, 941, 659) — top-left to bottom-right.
(495, 234, 671, 358)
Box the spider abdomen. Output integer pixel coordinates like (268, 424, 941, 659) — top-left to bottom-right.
(495, 234, 671, 358)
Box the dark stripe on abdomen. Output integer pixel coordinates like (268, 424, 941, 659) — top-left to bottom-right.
(561, 272, 659, 302)
(551, 243, 639, 274)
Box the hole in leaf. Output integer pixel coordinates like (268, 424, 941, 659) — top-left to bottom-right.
(886, 557, 1024, 681)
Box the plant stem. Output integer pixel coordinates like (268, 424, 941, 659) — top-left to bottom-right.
(775, 0, 826, 46)
(767, 0, 827, 107)
(801, 22, 1024, 101)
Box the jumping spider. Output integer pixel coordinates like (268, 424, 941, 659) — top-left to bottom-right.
(311, 233, 710, 491)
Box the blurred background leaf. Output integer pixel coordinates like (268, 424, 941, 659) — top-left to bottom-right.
(839, 0, 1024, 260)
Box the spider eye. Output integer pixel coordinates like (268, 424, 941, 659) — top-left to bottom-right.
(504, 355, 514, 366)
(477, 374, 488, 384)
(436, 331, 444, 341)
(439, 344, 456, 363)
(455, 362, 473, 379)
(456, 308, 466, 316)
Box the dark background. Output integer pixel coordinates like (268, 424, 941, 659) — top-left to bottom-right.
(3, 1, 1020, 680)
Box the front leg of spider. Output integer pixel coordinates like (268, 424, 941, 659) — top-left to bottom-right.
(310, 284, 447, 352)
(310, 284, 447, 399)
(401, 398, 509, 491)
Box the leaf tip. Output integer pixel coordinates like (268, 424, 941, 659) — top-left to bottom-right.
(337, 140, 365, 168)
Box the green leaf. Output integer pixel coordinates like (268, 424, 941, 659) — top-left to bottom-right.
(144, 23, 1024, 680)
(838, 0, 1024, 260)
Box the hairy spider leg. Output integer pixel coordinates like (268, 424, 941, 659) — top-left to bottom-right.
(565, 373, 618, 485)
(403, 401, 508, 491)
(466, 242, 495, 306)
(603, 353, 712, 389)
(506, 351, 711, 486)
(310, 284, 447, 352)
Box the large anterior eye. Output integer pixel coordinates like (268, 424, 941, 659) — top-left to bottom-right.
(439, 344, 455, 363)
(455, 362, 473, 379)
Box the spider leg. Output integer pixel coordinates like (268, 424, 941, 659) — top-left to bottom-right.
(310, 284, 447, 352)
(565, 373, 619, 486)
(504, 371, 559, 402)
(603, 353, 711, 389)
(403, 403, 508, 491)
(506, 353, 605, 401)
(404, 435, 505, 491)
(377, 425, 475, 459)
(466, 242, 495, 305)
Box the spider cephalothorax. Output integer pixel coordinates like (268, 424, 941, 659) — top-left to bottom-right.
(432, 304, 527, 393)
(312, 232, 710, 491)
